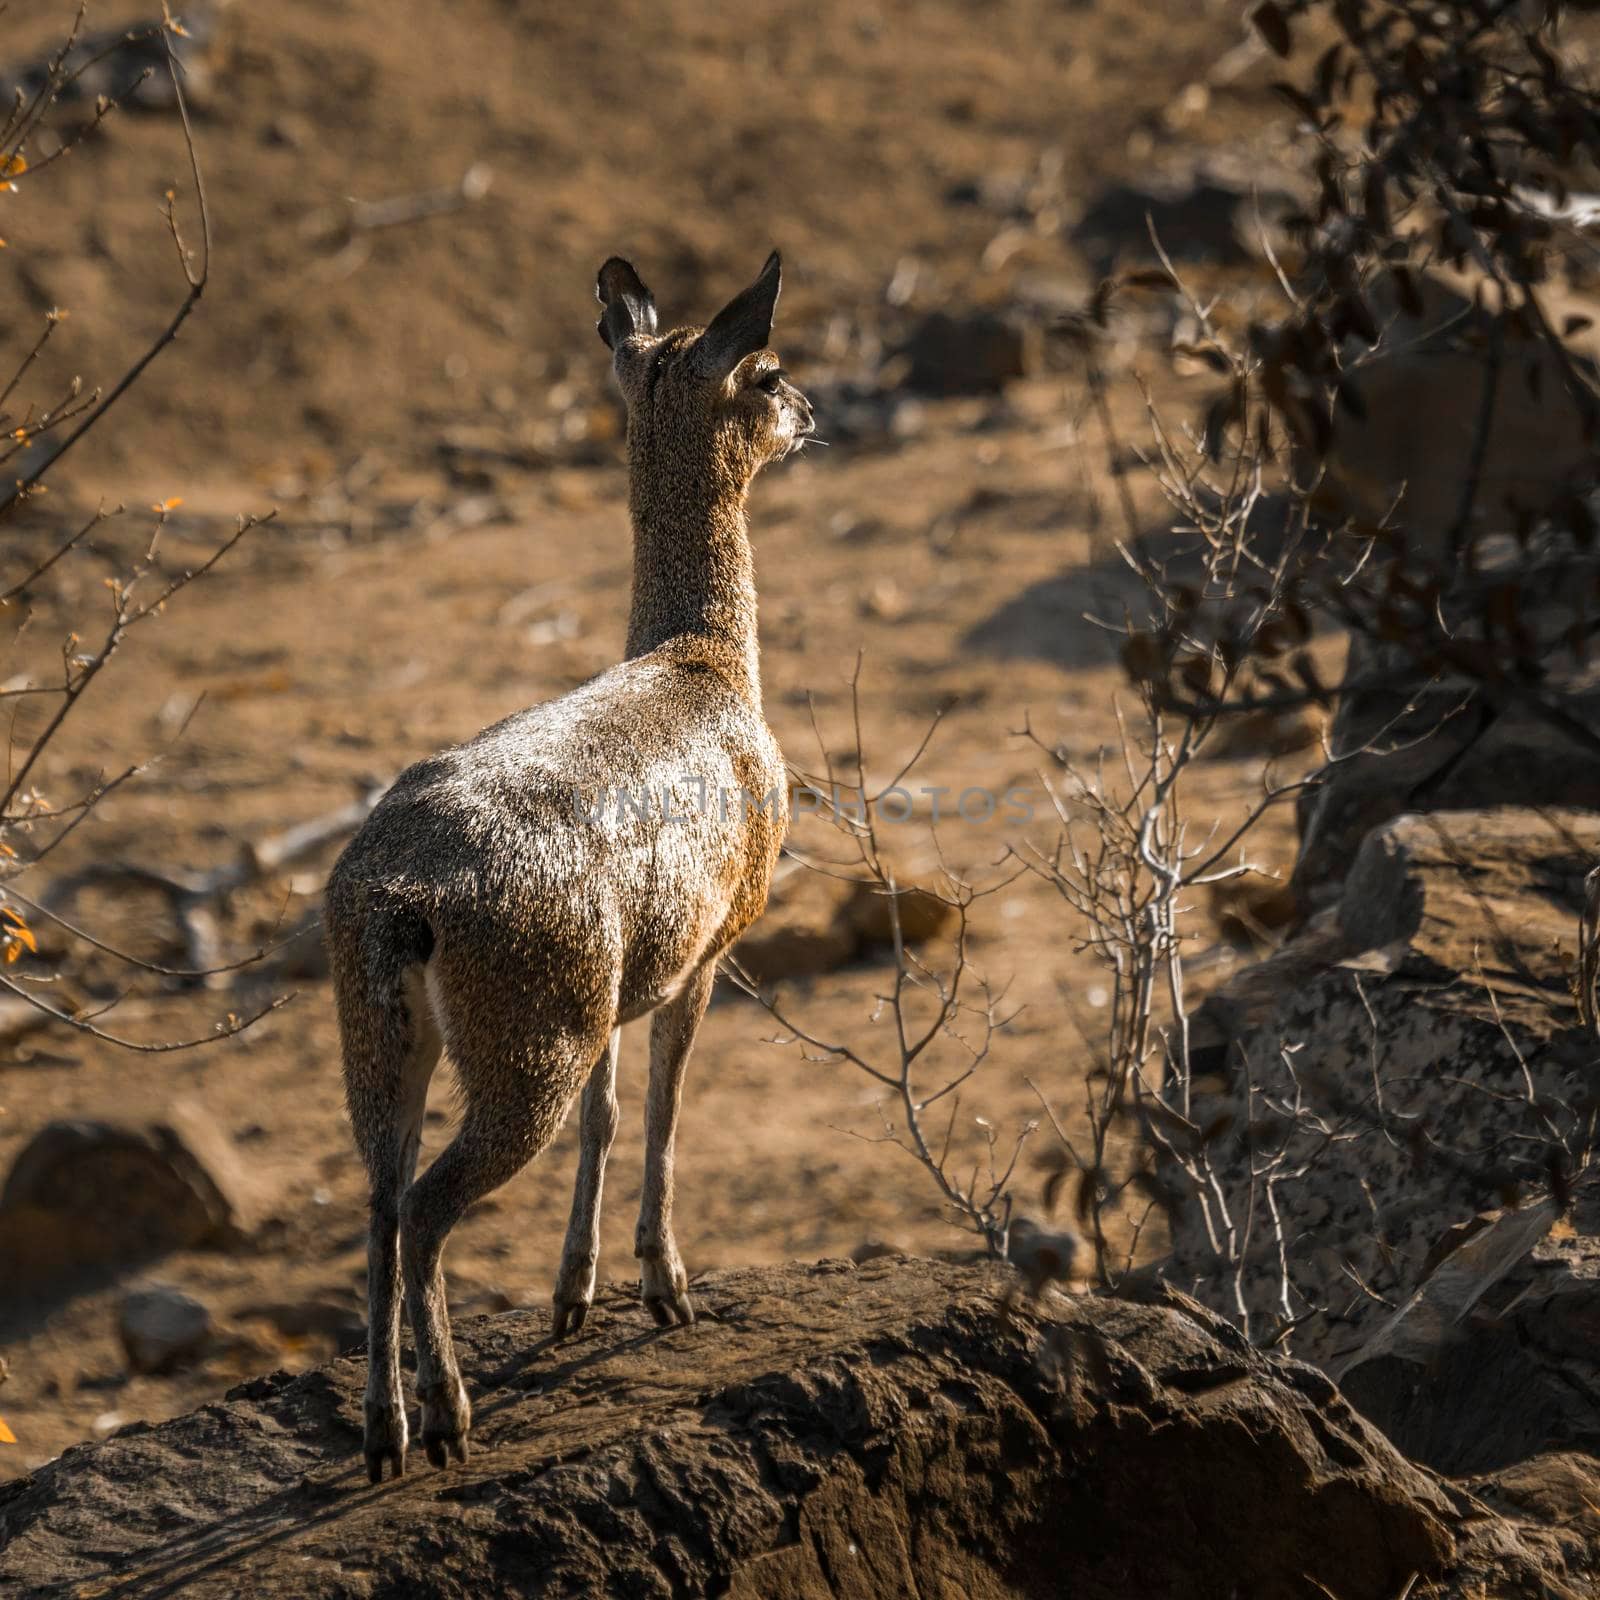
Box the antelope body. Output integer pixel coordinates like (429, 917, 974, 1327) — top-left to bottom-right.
(326, 253, 812, 1480)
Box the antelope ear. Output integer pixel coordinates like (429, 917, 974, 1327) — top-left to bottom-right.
(694, 251, 781, 381)
(596, 257, 658, 351)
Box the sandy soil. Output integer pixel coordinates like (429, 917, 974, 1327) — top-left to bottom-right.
(0, 0, 1328, 1475)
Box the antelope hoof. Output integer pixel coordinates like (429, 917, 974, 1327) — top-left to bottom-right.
(640, 1253, 695, 1327)
(418, 1378, 471, 1470)
(421, 1429, 470, 1470)
(551, 1296, 590, 1338)
(552, 1251, 597, 1338)
(364, 1399, 408, 1484)
(366, 1443, 406, 1485)
(644, 1288, 695, 1327)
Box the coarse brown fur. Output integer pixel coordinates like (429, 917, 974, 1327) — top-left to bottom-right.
(325, 252, 812, 1482)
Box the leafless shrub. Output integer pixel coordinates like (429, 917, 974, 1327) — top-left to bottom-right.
(0, 12, 279, 1053)
(1012, 698, 1277, 1306)
(728, 663, 1029, 1257)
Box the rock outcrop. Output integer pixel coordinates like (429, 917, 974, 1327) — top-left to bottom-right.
(1, 1257, 1588, 1598)
(1177, 807, 1596, 1373)
(1339, 1181, 1600, 1479)
(1309, 272, 1598, 559)
(1278, 272, 1600, 917)
(1290, 546, 1600, 917)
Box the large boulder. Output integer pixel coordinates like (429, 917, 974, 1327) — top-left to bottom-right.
(0, 1101, 262, 1291)
(0, 1258, 1585, 1598)
(1309, 273, 1600, 562)
(1338, 1169, 1600, 1477)
(1280, 275, 1600, 915)
(1178, 807, 1598, 1367)
(1290, 542, 1600, 915)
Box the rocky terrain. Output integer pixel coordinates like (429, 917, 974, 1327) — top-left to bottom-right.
(1, 0, 1598, 1591)
(4, 1256, 1597, 1599)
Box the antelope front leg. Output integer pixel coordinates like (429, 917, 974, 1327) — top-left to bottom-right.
(552, 1028, 621, 1336)
(636, 960, 715, 1326)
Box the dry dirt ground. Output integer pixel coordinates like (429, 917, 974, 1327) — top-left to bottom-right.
(0, 0, 1330, 1476)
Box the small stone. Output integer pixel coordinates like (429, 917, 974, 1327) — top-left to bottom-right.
(850, 1239, 908, 1265)
(118, 1285, 213, 1376)
(894, 310, 1034, 396)
(1006, 1217, 1083, 1297)
(0, 1101, 263, 1291)
(845, 881, 957, 948)
(261, 115, 310, 150)
(860, 578, 908, 622)
(1070, 173, 1293, 279)
(231, 1298, 366, 1344)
